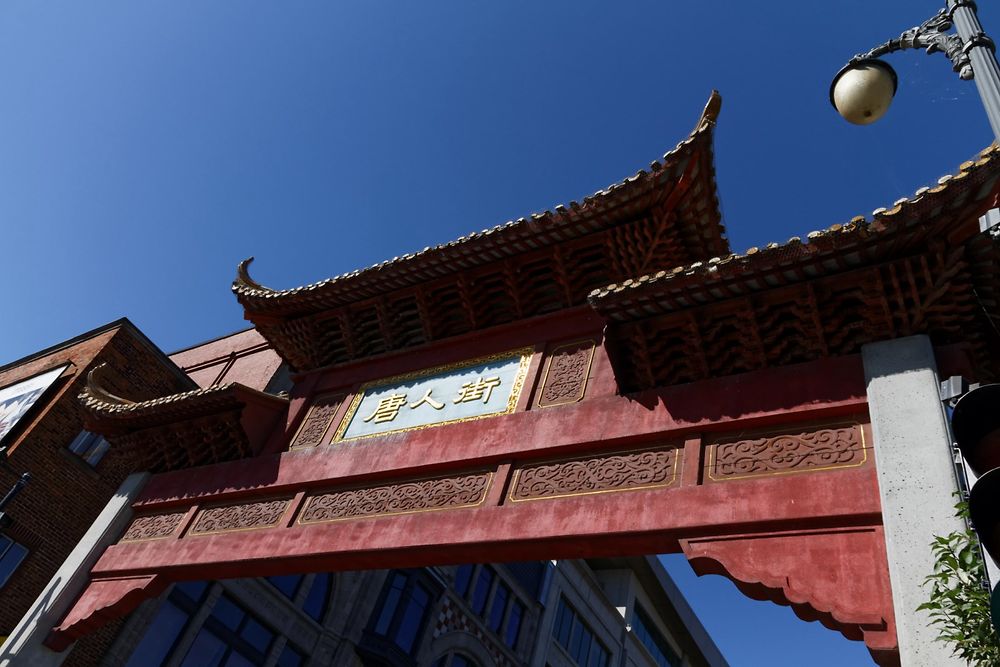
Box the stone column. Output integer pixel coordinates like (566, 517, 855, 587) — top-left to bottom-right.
(863, 335, 965, 667)
(0, 472, 149, 667)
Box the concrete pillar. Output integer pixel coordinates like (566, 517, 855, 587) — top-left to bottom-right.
(862, 336, 965, 667)
(0, 472, 149, 667)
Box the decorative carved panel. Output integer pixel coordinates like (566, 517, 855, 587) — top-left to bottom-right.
(121, 512, 186, 543)
(188, 499, 290, 536)
(298, 472, 492, 524)
(290, 393, 343, 449)
(537, 340, 596, 408)
(508, 447, 679, 502)
(706, 423, 867, 482)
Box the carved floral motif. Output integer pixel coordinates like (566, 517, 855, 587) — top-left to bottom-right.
(509, 448, 677, 501)
(189, 499, 290, 535)
(538, 341, 594, 407)
(298, 473, 491, 524)
(708, 425, 866, 481)
(121, 512, 186, 542)
(291, 393, 343, 448)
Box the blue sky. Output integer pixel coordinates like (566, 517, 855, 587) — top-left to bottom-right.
(2, 2, 996, 664)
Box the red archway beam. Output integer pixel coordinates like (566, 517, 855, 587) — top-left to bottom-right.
(682, 526, 897, 667)
(133, 355, 869, 511)
(47, 459, 886, 650)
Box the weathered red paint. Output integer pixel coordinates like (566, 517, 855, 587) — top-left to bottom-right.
(682, 526, 897, 665)
(46, 574, 167, 652)
(49, 326, 894, 665)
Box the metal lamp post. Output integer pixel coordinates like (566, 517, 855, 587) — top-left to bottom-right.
(830, 1, 1000, 140)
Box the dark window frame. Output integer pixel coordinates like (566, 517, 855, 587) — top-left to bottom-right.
(552, 596, 611, 667)
(179, 593, 275, 667)
(632, 603, 681, 667)
(0, 533, 28, 590)
(124, 581, 209, 667)
(453, 564, 528, 651)
(302, 572, 333, 623)
(367, 569, 435, 657)
(66, 429, 110, 467)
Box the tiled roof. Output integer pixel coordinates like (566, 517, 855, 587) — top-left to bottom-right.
(590, 143, 1000, 321)
(79, 364, 286, 433)
(233, 92, 727, 316)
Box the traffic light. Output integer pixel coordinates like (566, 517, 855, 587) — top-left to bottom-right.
(952, 383, 1000, 629)
(954, 384, 1000, 560)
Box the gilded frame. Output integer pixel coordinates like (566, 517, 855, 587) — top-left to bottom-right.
(331, 347, 534, 442)
(296, 471, 494, 525)
(535, 338, 596, 408)
(704, 421, 868, 482)
(506, 445, 681, 503)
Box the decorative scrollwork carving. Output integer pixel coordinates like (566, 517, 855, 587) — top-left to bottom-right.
(708, 425, 866, 481)
(189, 499, 290, 536)
(538, 341, 595, 408)
(509, 448, 678, 501)
(298, 473, 491, 524)
(291, 393, 343, 448)
(856, 9, 973, 79)
(121, 512, 186, 542)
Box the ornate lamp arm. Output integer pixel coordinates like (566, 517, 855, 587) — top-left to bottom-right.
(853, 9, 978, 80)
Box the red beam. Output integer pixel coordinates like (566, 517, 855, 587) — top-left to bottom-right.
(99, 467, 880, 580)
(136, 355, 867, 509)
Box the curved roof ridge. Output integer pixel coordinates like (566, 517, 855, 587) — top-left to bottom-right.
(80, 364, 240, 417)
(233, 91, 724, 304)
(589, 142, 1000, 305)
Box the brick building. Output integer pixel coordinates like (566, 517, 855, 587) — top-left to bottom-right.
(0, 320, 193, 653)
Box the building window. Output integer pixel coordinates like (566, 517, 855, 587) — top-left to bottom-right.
(179, 594, 275, 666)
(553, 596, 610, 667)
(277, 643, 305, 667)
(453, 565, 526, 650)
(125, 581, 208, 667)
(67, 430, 110, 466)
(266, 574, 303, 600)
(505, 600, 524, 649)
(487, 581, 510, 632)
(470, 567, 494, 615)
(370, 570, 432, 655)
(453, 564, 474, 597)
(632, 603, 680, 667)
(0, 534, 28, 589)
(302, 572, 332, 622)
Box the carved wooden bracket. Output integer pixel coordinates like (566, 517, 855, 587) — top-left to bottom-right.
(681, 526, 899, 667)
(44, 575, 169, 652)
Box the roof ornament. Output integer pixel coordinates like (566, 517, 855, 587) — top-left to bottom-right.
(81, 364, 135, 407)
(233, 257, 277, 295)
(697, 90, 722, 131)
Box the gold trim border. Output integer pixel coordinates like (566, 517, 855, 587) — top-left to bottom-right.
(289, 392, 345, 450)
(332, 347, 534, 442)
(536, 339, 596, 409)
(506, 445, 680, 503)
(705, 422, 868, 482)
(187, 498, 292, 537)
(296, 471, 494, 525)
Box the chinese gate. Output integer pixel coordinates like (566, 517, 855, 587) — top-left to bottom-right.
(41, 94, 1000, 666)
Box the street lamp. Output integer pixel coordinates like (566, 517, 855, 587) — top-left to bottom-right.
(830, 1, 1000, 140)
(0, 446, 31, 531)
